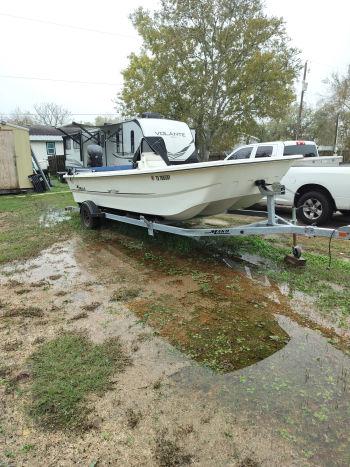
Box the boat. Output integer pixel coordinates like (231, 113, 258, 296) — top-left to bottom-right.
(65, 116, 301, 221)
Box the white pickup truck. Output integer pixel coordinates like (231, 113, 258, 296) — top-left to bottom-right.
(226, 141, 350, 225)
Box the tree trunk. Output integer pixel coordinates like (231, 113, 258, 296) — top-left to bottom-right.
(199, 130, 211, 161)
(201, 147, 210, 161)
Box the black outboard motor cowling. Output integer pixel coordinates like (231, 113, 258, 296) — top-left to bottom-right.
(87, 144, 103, 167)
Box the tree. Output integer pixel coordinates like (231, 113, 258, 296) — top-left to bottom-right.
(7, 107, 35, 126)
(33, 102, 72, 126)
(322, 66, 350, 151)
(258, 103, 316, 142)
(118, 0, 300, 159)
(94, 115, 120, 126)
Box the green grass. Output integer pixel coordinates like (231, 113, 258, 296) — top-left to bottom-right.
(0, 182, 78, 263)
(28, 333, 129, 431)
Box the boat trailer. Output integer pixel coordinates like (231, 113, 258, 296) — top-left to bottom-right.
(79, 182, 350, 262)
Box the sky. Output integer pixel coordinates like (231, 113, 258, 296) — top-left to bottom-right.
(0, 0, 349, 121)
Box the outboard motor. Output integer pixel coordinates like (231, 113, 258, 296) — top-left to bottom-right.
(87, 144, 103, 167)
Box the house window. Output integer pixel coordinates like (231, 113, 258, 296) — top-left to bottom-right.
(131, 130, 135, 153)
(73, 139, 80, 149)
(65, 138, 71, 150)
(46, 142, 56, 155)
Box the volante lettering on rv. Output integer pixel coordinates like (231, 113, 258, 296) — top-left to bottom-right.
(155, 131, 186, 137)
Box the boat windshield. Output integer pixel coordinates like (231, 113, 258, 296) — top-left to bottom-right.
(133, 136, 170, 165)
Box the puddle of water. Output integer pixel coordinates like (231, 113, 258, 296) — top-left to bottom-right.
(171, 314, 350, 465)
(0, 241, 86, 288)
(278, 283, 350, 339)
(39, 208, 71, 228)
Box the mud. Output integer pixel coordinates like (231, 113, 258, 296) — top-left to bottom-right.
(0, 237, 349, 465)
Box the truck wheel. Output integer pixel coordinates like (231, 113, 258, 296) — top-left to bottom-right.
(80, 201, 101, 229)
(296, 190, 333, 225)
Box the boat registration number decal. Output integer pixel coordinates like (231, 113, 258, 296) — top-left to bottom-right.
(151, 175, 170, 181)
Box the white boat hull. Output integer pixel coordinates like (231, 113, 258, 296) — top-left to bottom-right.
(66, 157, 300, 221)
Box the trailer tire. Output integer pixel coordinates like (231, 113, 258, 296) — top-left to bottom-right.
(80, 201, 102, 229)
(296, 190, 333, 225)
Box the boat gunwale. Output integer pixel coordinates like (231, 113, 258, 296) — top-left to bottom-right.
(64, 155, 302, 179)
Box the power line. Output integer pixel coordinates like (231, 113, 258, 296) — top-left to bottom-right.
(0, 12, 138, 39)
(0, 74, 121, 86)
(1, 113, 119, 116)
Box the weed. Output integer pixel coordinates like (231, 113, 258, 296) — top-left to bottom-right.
(20, 444, 35, 453)
(155, 435, 192, 466)
(126, 408, 142, 429)
(0, 365, 10, 378)
(198, 282, 214, 295)
(153, 378, 162, 390)
(28, 332, 130, 431)
(110, 288, 140, 302)
(54, 290, 68, 297)
(81, 302, 101, 312)
(7, 279, 23, 288)
(238, 458, 260, 467)
(2, 306, 43, 318)
(15, 288, 31, 295)
(30, 280, 49, 288)
(3, 340, 22, 352)
(48, 274, 62, 281)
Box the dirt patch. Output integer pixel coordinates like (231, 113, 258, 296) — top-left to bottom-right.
(70, 311, 89, 321)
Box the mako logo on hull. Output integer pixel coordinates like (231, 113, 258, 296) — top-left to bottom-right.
(155, 131, 186, 137)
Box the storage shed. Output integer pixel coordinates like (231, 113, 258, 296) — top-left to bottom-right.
(0, 122, 33, 193)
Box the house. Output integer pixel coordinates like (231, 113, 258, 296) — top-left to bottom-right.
(29, 125, 64, 169)
(0, 122, 33, 193)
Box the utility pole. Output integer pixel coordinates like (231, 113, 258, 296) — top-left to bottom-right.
(333, 112, 340, 154)
(296, 61, 308, 139)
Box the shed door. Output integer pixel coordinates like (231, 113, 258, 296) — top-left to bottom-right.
(0, 130, 19, 189)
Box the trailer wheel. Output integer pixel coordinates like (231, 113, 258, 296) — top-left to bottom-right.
(80, 201, 102, 229)
(296, 190, 333, 225)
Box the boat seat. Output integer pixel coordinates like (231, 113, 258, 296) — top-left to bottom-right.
(90, 165, 134, 172)
(138, 152, 168, 170)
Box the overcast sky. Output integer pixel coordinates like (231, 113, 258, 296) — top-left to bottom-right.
(0, 0, 349, 121)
